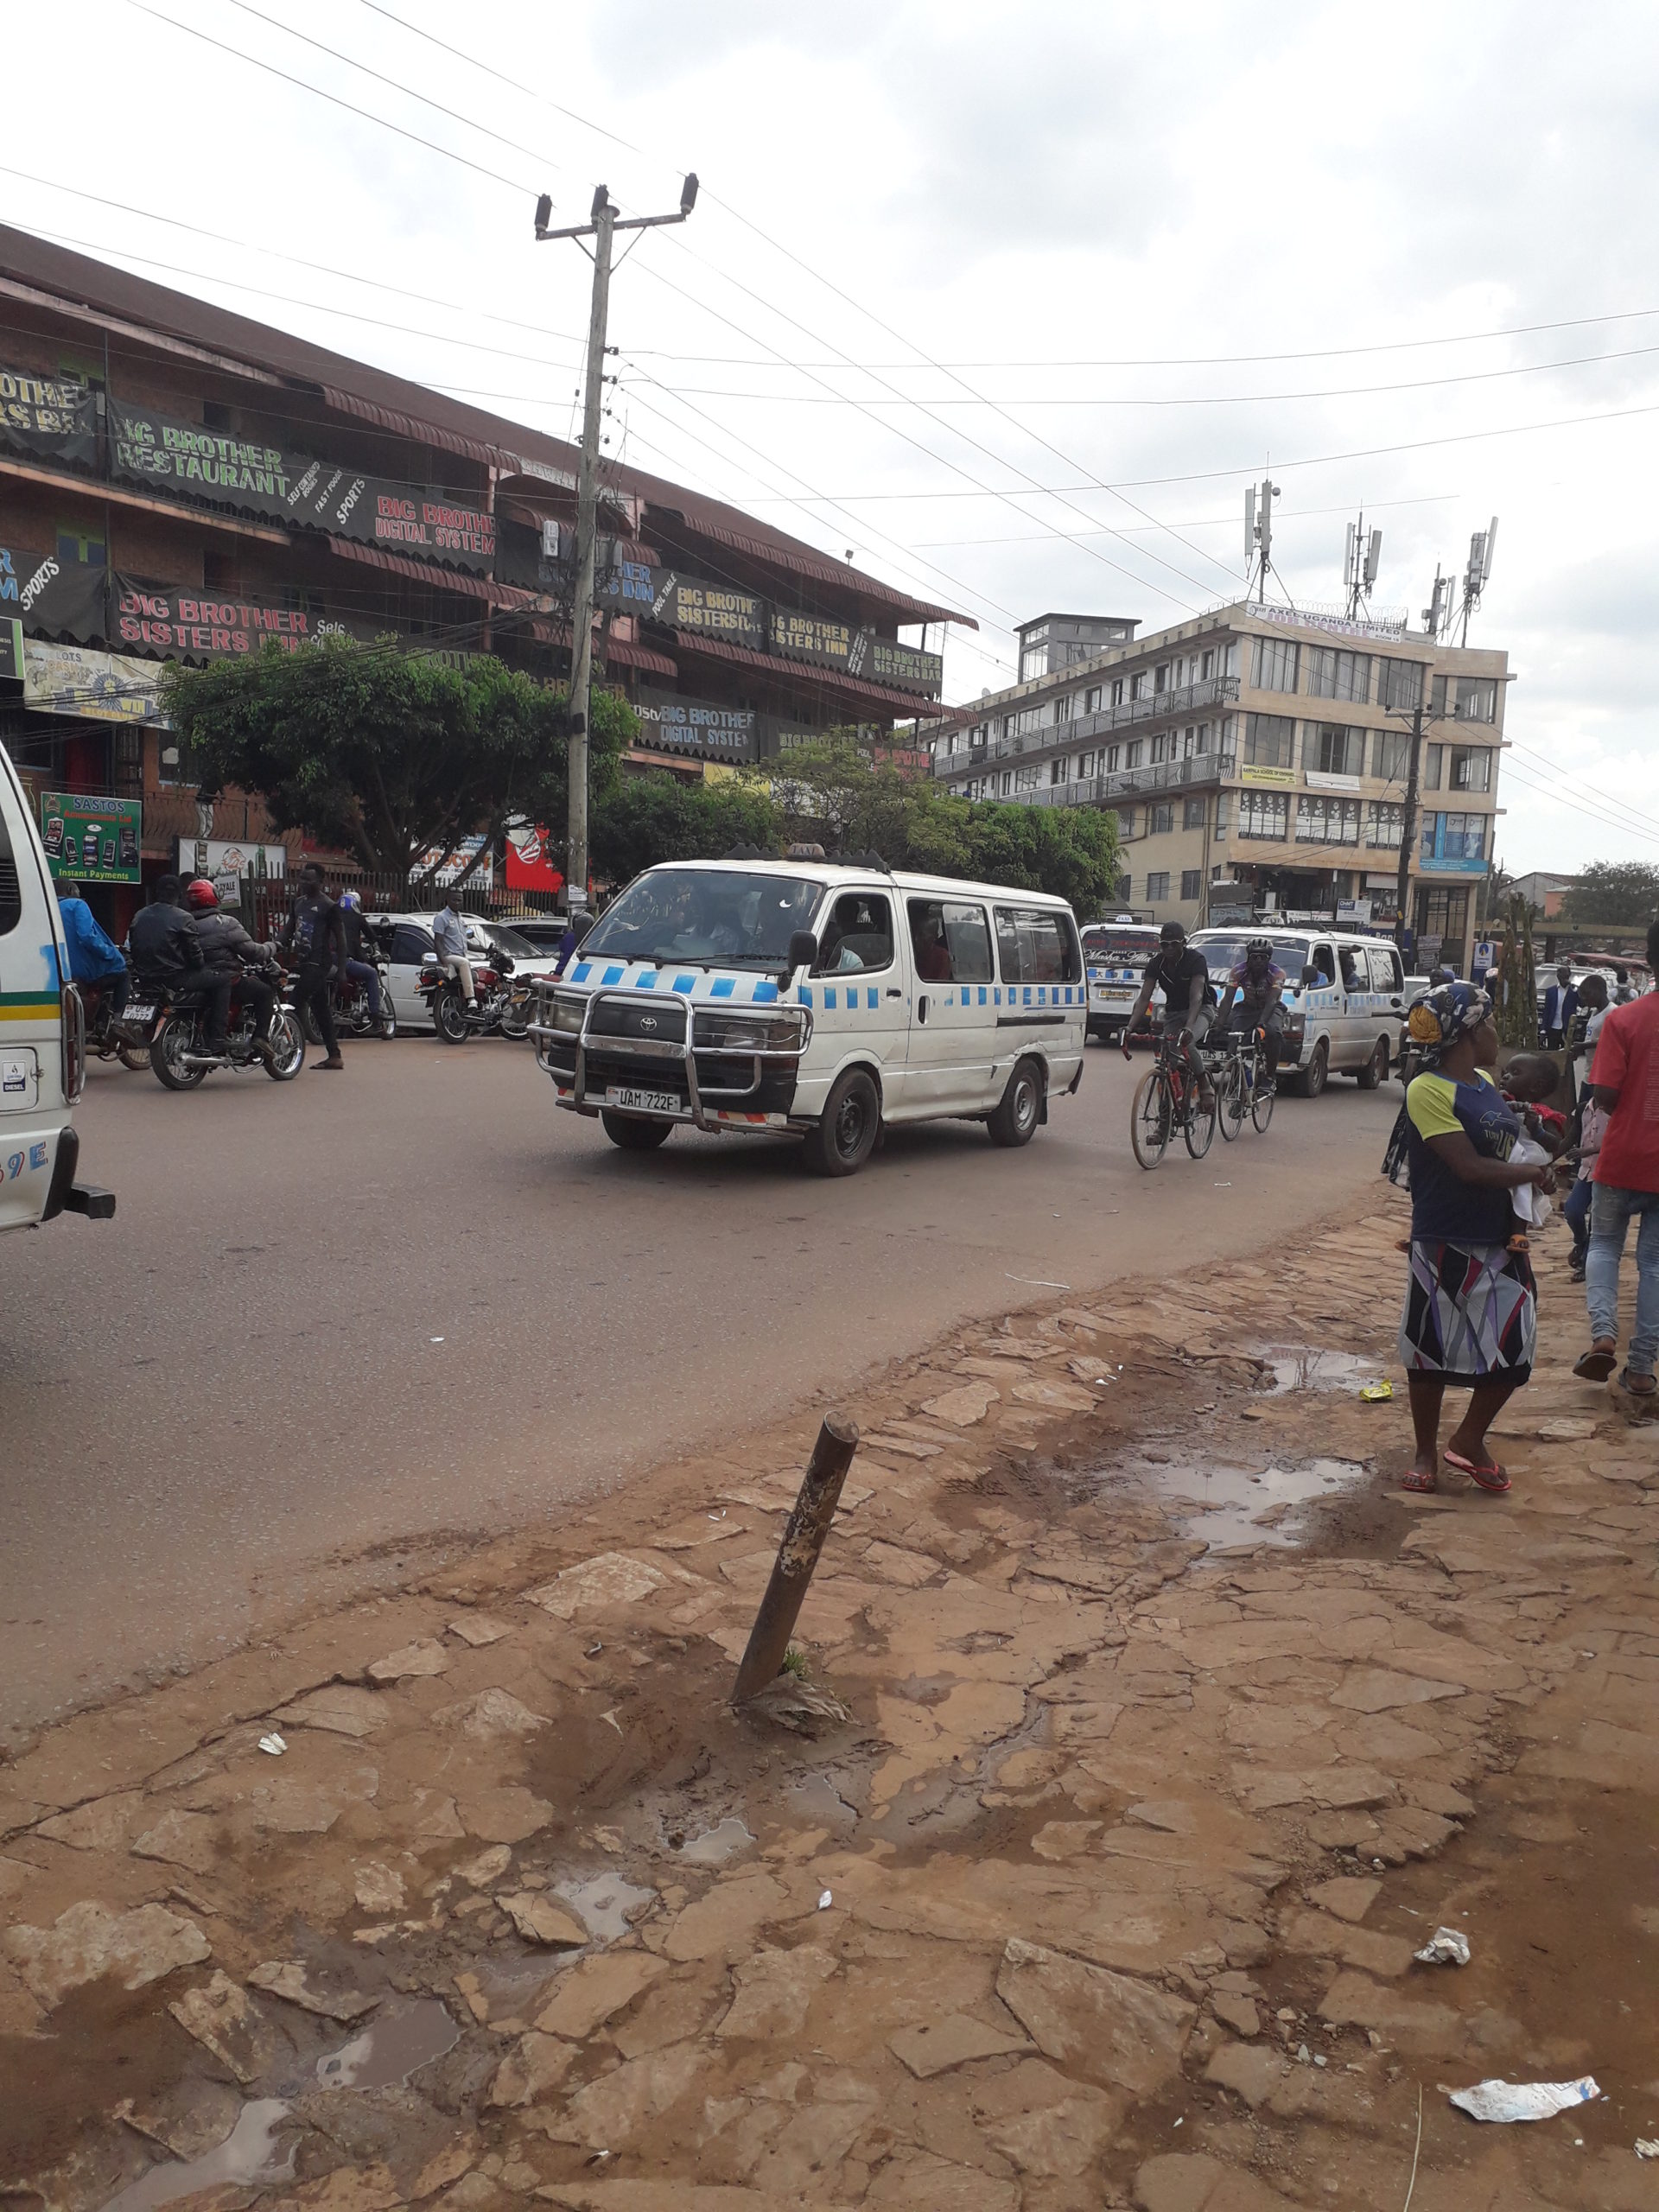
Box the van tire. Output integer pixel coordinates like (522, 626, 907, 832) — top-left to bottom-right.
(804, 1069, 880, 1177)
(602, 1110, 673, 1151)
(1294, 1039, 1330, 1099)
(988, 1057, 1043, 1147)
(1356, 1035, 1389, 1090)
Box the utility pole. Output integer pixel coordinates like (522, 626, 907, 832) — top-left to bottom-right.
(1392, 698, 1425, 962)
(534, 174, 698, 906)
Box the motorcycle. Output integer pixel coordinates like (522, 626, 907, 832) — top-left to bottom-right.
(419, 953, 512, 1044)
(85, 968, 151, 1071)
(298, 954, 397, 1042)
(139, 964, 307, 1090)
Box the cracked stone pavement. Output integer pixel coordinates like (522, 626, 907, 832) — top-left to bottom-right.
(3, 1193, 1658, 2210)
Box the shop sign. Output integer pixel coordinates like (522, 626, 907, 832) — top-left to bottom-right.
(0, 615, 19, 683)
(634, 688, 758, 760)
(0, 363, 99, 470)
(40, 791, 143, 883)
(654, 575, 766, 647)
(0, 547, 107, 641)
(1419, 853, 1488, 874)
(176, 838, 289, 882)
(848, 632, 944, 696)
(24, 640, 172, 727)
(770, 609, 853, 669)
(109, 398, 496, 572)
(114, 581, 349, 660)
(1336, 897, 1373, 925)
(505, 819, 563, 894)
(414, 836, 493, 891)
(1240, 764, 1295, 786)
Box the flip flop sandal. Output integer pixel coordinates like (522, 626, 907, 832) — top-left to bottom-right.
(1573, 1346, 1618, 1382)
(1611, 1369, 1659, 1421)
(1444, 1448, 1511, 1494)
(1400, 1468, 1438, 1493)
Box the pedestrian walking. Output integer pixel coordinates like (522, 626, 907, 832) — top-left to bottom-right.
(283, 861, 348, 1071)
(1385, 982, 1555, 1494)
(1541, 961, 1579, 1050)
(1573, 917, 1659, 1416)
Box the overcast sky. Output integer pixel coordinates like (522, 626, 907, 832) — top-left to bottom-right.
(7, 0, 1658, 872)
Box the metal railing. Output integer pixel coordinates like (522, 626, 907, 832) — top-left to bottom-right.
(944, 675, 1240, 774)
(959, 751, 1237, 810)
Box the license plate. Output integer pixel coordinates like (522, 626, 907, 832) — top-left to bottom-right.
(126, 1004, 156, 1024)
(605, 1085, 679, 1115)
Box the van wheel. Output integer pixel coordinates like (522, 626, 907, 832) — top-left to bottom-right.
(988, 1057, 1043, 1147)
(1356, 1036, 1389, 1090)
(1294, 1039, 1330, 1099)
(804, 1069, 880, 1177)
(602, 1111, 672, 1151)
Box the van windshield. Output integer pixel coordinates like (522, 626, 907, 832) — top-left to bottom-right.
(1083, 929, 1160, 965)
(1195, 937, 1311, 979)
(581, 868, 823, 969)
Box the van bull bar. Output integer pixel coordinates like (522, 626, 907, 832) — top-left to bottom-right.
(528, 982, 813, 1132)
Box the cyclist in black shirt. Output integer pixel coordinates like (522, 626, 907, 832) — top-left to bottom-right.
(1122, 920, 1216, 1110)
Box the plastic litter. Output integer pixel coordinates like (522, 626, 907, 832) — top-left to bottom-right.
(1359, 1380, 1395, 1402)
(817, 1889, 833, 1911)
(1414, 1926, 1471, 1967)
(1636, 2139, 1659, 2159)
(429, 1336, 444, 1344)
(1509, 1137, 1554, 1228)
(257, 1732, 287, 1757)
(1450, 2076, 1601, 2124)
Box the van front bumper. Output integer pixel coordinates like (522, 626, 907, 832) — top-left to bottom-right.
(530, 988, 807, 1134)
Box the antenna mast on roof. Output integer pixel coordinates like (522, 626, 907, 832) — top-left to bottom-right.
(1459, 517, 1498, 645)
(1343, 510, 1383, 620)
(1244, 472, 1279, 604)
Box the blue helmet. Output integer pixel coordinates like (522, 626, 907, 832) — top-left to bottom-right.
(338, 888, 362, 911)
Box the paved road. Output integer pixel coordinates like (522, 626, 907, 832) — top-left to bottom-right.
(0, 1038, 1401, 1732)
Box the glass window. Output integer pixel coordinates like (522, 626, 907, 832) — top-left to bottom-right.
(1307, 647, 1372, 703)
(1370, 728, 1411, 784)
(1149, 803, 1173, 834)
(1367, 801, 1404, 848)
(1183, 796, 1205, 830)
(1296, 795, 1361, 844)
(908, 897, 993, 983)
(1249, 636, 1300, 693)
(1368, 944, 1402, 992)
(1110, 678, 1124, 707)
(1238, 791, 1289, 840)
(1243, 712, 1295, 768)
(1014, 763, 1039, 791)
(1130, 671, 1148, 700)
(1311, 723, 1363, 777)
(1115, 873, 1132, 904)
(1312, 943, 1336, 983)
(1145, 872, 1171, 902)
(1116, 805, 1136, 836)
(1214, 791, 1230, 836)
(1105, 743, 1122, 772)
(1126, 741, 1143, 767)
(582, 867, 823, 969)
(1154, 664, 1168, 693)
(1449, 745, 1491, 792)
(995, 905, 1080, 984)
(1201, 648, 1215, 680)
(1423, 744, 1443, 790)
(818, 891, 894, 974)
(1180, 868, 1202, 900)
(1452, 677, 1497, 722)
(390, 922, 434, 964)
(1377, 658, 1426, 712)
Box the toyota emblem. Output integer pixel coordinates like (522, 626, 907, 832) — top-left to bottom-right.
(639, 1015, 658, 1032)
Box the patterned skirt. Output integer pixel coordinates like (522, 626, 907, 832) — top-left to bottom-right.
(1398, 1240, 1536, 1383)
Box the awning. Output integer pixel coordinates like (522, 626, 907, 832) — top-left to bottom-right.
(671, 632, 944, 719)
(657, 509, 976, 629)
(324, 536, 542, 608)
(321, 385, 522, 474)
(524, 620, 677, 678)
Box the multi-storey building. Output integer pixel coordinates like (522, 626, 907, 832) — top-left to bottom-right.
(1015, 612, 1138, 683)
(0, 225, 964, 931)
(929, 600, 1505, 975)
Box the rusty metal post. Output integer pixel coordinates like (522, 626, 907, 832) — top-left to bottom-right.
(730, 1414, 860, 1705)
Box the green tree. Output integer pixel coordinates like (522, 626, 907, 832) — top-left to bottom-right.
(1562, 861, 1659, 926)
(591, 772, 782, 884)
(163, 638, 634, 897)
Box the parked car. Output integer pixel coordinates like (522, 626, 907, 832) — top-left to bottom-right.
(368, 912, 562, 1032)
(1189, 927, 1406, 1096)
(497, 918, 568, 957)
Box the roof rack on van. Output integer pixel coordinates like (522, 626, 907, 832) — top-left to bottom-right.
(722, 842, 768, 861)
(840, 848, 893, 875)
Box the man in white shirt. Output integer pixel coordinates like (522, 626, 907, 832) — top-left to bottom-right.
(431, 890, 477, 1007)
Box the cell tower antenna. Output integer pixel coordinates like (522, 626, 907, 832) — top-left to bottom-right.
(1246, 470, 1279, 604)
(1344, 508, 1383, 619)
(1421, 563, 1448, 640)
(1459, 515, 1498, 645)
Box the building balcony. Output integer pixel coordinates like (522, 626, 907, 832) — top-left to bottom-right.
(978, 751, 1237, 810)
(944, 674, 1240, 776)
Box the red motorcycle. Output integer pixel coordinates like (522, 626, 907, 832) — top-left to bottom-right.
(418, 954, 512, 1043)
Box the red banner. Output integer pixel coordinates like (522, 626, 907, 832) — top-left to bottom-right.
(505, 820, 563, 893)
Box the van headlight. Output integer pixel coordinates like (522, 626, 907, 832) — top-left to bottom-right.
(550, 993, 586, 1034)
(698, 1009, 809, 1052)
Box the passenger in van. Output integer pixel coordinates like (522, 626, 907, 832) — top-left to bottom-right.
(912, 909, 953, 982)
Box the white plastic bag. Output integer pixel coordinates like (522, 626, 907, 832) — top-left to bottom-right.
(1450, 2075, 1599, 2124)
(1509, 1136, 1554, 1230)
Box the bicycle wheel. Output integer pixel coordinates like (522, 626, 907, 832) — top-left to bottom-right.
(1252, 1075, 1276, 1134)
(1184, 1081, 1217, 1158)
(1217, 1058, 1246, 1141)
(1130, 1068, 1172, 1169)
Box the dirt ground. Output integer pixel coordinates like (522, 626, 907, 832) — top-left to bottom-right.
(3, 1190, 1658, 2212)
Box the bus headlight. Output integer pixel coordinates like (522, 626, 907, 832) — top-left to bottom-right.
(550, 993, 586, 1035)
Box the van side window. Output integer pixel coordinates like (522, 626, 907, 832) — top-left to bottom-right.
(1369, 945, 1402, 992)
(1338, 946, 1361, 992)
(995, 906, 1083, 985)
(907, 898, 992, 983)
(818, 891, 893, 974)
(1312, 943, 1336, 984)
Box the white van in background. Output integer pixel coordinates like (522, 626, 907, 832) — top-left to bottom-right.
(0, 743, 115, 1231)
(1191, 926, 1406, 1097)
(1083, 918, 1164, 1043)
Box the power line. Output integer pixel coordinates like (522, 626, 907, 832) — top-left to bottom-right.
(911, 493, 1461, 550)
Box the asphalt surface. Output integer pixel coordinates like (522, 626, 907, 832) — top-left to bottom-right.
(0, 1036, 1402, 1734)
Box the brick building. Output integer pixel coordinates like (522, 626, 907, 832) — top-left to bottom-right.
(0, 226, 966, 931)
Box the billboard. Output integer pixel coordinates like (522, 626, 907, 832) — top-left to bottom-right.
(504, 820, 563, 894)
(40, 792, 142, 883)
(0, 364, 98, 470)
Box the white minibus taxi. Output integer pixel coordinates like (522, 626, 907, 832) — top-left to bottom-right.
(531, 857, 1087, 1174)
(1082, 918, 1164, 1043)
(1, 741, 115, 1230)
(1190, 925, 1406, 1097)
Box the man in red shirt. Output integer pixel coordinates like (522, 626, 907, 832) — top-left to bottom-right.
(1574, 918, 1659, 1413)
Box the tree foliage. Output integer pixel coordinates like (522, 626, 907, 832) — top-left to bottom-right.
(1493, 890, 1538, 1049)
(1561, 861, 1659, 927)
(590, 773, 782, 886)
(163, 639, 634, 895)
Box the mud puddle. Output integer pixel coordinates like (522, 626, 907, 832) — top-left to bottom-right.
(1099, 1453, 1370, 1550)
(1255, 1344, 1379, 1395)
(101, 2101, 295, 2212)
(553, 1871, 656, 1938)
(315, 1997, 458, 2088)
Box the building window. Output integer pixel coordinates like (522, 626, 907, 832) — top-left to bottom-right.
(1126, 741, 1144, 768)
(1149, 803, 1174, 834)
(1423, 745, 1442, 791)
(1200, 648, 1215, 681)
(1146, 872, 1171, 902)
(1154, 664, 1168, 694)
(1243, 712, 1295, 768)
(1194, 721, 1211, 753)
(1367, 801, 1405, 849)
(56, 523, 107, 567)
(1214, 791, 1230, 836)
(1055, 694, 1076, 724)
(1448, 745, 1492, 793)
(1180, 868, 1202, 901)
(1432, 675, 1498, 723)
(1117, 806, 1136, 837)
(1014, 763, 1039, 791)
(1084, 687, 1100, 712)
(1307, 647, 1372, 704)
(1151, 734, 1170, 764)
(1370, 728, 1411, 784)
(1049, 757, 1066, 785)
(1130, 671, 1148, 701)
(1105, 743, 1122, 772)
(1297, 795, 1361, 845)
(156, 735, 198, 788)
(1310, 723, 1363, 777)
(1183, 796, 1205, 830)
(1000, 771, 1012, 795)
(1238, 791, 1290, 841)
(1110, 678, 1124, 707)
(1249, 636, 1300, 693)
(1377, 659, 1426, 713)
(1115, 874, 1132, 904)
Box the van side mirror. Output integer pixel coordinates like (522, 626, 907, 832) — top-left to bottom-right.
(1301, 965, 1323, 988)
(782, 930, 818, 988)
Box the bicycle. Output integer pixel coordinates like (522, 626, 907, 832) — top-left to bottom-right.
(1130, 1031, 1217, 1168)
(1211, 1026, 1276, 1141)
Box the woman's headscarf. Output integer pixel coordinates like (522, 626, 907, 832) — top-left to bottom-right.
(1405, 980, 1492, 1069)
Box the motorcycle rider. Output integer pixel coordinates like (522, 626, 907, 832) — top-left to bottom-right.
(282, 861, 349, 1071)
(336, 888, 386, 1026)
(183, 879, 277, 1063)
(129, 874, 225, 1040)
(56, 881, 129, 1027)
(431, 886, 479, 1009)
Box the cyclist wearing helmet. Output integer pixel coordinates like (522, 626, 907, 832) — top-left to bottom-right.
(1214, 935, 1287, 1088)
(184, 878, 276, 1059)
(336, 888, 385, 1025)
(1123, 919, 1216, 1110)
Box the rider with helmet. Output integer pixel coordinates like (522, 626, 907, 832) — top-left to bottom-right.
(183, 879, 277, 1059)
(1213, 934, 1288, 1088)
(336, 889, 385, 1025)
(1122, 919, 1217, 1110)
